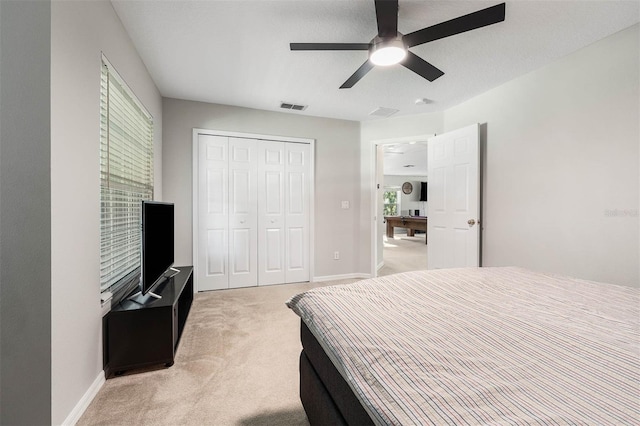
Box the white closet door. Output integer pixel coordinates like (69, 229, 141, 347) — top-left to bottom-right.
(197, 135, 229, 291)
(196, 133, 310, 290)
(228, 138, 258, 288)
(258, 141, 286, 285)
(285, 143, 310, 283)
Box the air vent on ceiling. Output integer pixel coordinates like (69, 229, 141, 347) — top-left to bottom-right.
(280, 102, 307, 111)
(403, 165, 415, 168)
(369, 107, 399, 118)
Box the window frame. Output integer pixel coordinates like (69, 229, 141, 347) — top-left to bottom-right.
(100, 55, 154, 295)
(383, 188, 401, 217)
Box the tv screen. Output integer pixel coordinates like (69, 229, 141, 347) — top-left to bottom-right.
(420, 182, 428, 201)
(141, 201, 174, 296)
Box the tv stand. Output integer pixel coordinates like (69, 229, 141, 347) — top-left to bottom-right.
(103, 266, 194, 378)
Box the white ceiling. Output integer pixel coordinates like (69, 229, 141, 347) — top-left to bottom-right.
(383, 142, 428, 176)
(111, 0, 639, 123)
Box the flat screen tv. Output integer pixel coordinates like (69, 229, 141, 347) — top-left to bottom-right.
(140, 200, 175, 298)
(420, 182, 428, 201)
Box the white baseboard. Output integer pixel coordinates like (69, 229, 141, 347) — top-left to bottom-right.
(313, 273, 371, 282)
(62, 371, 105, 425)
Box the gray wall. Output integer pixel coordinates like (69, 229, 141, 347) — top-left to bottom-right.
(162, 98, 361, 279)
(51, 1, 162, 423)
(0, 0, 52, 424)
(444, 24, 639, 287)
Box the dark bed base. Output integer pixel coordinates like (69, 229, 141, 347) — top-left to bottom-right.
(300, 321, 374, 426)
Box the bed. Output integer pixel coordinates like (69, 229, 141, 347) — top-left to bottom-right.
(286, 267, 639, 425)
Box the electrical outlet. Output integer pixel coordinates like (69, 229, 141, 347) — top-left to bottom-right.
(334, 251, 340, 260)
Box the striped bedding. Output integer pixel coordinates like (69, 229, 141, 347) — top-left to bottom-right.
(286, 267, 640, 425)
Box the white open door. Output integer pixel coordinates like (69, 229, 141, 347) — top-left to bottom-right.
(427, 124, 481, 269)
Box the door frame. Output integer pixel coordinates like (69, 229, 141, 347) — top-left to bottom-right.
(192, 128, 315, 292)
(369, 134, 433, 278)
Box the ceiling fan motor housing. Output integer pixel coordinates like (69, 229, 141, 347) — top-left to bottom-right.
(369, 33, 407, 66)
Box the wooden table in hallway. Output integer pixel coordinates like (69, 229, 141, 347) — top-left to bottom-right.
(384, 216, 427, 244)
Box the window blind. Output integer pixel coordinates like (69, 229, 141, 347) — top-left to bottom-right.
(100, 57, 153, 292)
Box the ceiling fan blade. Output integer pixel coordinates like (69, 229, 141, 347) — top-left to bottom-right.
(403, 3, 505, 48)
(401, 51, 444, 82)
(290, 43, 370, 51)
(375, 0, 399, 38)
(340, 60, 375, 89)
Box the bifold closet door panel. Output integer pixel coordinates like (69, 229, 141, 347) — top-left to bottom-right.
(197, 135, 229, 291)
(228, 138, 258, 288)
(285, 143, 310, 284)
(258, 141, 286, 286)
(197, 134, 310, 290)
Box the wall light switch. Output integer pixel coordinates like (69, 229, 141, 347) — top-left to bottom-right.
(341, 201, 350, 209)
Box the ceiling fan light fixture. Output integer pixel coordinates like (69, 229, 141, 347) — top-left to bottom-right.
(369, 37, 406, 66)
(290, 2, 506, 88)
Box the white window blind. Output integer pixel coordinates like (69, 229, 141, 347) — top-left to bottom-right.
(100, 57, 153, 292)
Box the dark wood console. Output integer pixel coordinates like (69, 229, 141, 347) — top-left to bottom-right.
(103, 266, 193, 378)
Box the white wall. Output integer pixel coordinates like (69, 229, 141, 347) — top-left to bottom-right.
(443, 24, 639, 287)
(162, 98, 361, 280)
(51, 1, 162, 423)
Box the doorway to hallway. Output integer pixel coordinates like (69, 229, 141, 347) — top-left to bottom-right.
(374, 137, 430, 277)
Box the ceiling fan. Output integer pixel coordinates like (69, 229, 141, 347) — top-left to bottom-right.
(290, 0, 506, 89)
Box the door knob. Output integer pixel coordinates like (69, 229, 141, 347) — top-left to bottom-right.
(467, 219, 476, 226)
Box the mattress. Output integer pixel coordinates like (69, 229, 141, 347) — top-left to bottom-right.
(287, 267, 640, 425)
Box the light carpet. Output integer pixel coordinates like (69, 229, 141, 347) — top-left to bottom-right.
(79, 238, 426, 425)
(78, 280, 357, 426)
(378, 233, 428, 276)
